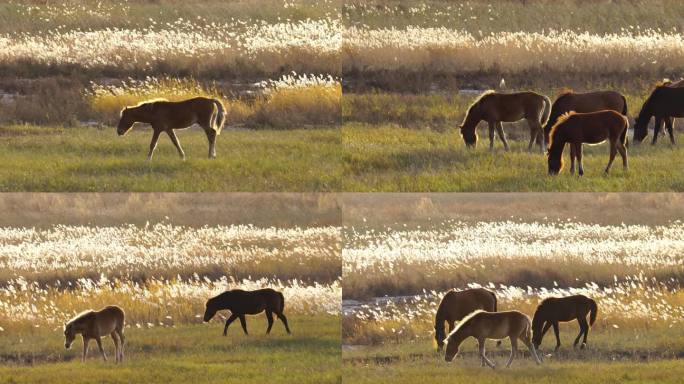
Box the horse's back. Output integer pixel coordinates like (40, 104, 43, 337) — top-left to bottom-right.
(441, 288, 496, 319)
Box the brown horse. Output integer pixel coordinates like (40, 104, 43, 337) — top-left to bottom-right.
(547, 111, 628, 176)
(543, 90, 628, 145)
(634, 82, 684, 145)
(459, 91, 551, 152)
(64, 305, 125, 363)
(117, 97, 225, 160)
(434, 288, 498, 351)
(532, 295, 597, 353)
(443, 310, 541, 368)
(203, 288, 291, 336)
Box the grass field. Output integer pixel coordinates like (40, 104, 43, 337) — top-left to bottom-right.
(344, 345, 684, 384)
(0, 316, 340, 384)
(0, 125, 341, 191)
(343, 124, 684, 191)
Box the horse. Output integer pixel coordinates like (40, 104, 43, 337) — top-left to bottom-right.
(547, 110, 628, 176)
(532, 295, 597, 353)
(434, 288, 498, 351)
(634, 83, 684, 145)
(64, 305, 125, 363)
(203, 288, 291, 336)
(443, 310, 542, 369)
(117, 97, 226, 160)
(459, 91, 551, 152)
(543, 90, 628, 145)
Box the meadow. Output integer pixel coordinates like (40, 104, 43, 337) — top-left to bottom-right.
(0, 125, 341, 191)
(0, 220, 342, 383)
(342, 206, 684, 382)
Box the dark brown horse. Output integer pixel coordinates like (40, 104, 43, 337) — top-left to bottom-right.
(203, 288, 291, 336)
(547, 111, 628, 176)
(532, 295, 597, 353)
(434, 288, 498, 351)
(459, 91, 551, 152)
(117, 97, 225, 160)
(634, 83, 684, 145)
(543, 90, 628, 145)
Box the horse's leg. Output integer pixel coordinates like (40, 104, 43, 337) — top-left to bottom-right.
(488, 121, 496, 151)
(506, 337, 518, 368)
(82, 337, 90, 362)
(239, 315, 249, 335)
(166, 130, 185, 160)
(519, 335, 542, 364)
(576, 144, 584, 177)
(604, 141, 618, 175)
(117, 329, 125, 362)
(147, 129, 162, 161)
(581, 315, 590, 347)
(478, 338, 496, 369)
(223, 313, 239, 336)
(666, 117, 676, 145)
(95, 336, 107, 362)
(574, 316, 589, 349)
(495, 122, 510, 151)
(618, 141, 628, 170)
(552, 322, 561, 352)
(205, 129, 217, 159)
(539, 320, 552, 345)
(265, 310, 274, 334)
(569, 144, 576, 174)
(527, 118, 544, 153)
(652, 117, 662, 145)
(110, 331, 120, 363)
(276, 312, 291, 334)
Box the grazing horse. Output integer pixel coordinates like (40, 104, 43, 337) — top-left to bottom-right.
(203, 288, 291, 336)
(543, 90, 628, 145)
(443, 310, 541, 369)
(634, 84, 684, 145)
(434, 288, 498, 351)
(547, 110, 628, 176)
(459, 91, 551, 152)
(532, 295, 597, 353)
(64, 305, 125, 363)
(117, 97, 226, 160)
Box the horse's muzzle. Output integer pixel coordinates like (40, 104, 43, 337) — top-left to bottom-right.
(65, 343, 71, 349)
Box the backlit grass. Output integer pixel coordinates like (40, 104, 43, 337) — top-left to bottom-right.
(0, 125, 342, 191)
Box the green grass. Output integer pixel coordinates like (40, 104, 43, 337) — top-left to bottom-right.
(343, 326, 684, 384)
(0, 315, 340, 384)
(0, 125, 341, 191)
(343, 124, 684, 191)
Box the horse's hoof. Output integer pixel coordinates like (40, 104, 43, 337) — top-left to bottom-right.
(580, 343, 586, 350)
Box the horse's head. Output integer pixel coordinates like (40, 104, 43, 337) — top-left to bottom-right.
(547, 149, 563, 175)
(460, 125, 477, 148)
(632, 117, 648, 143)
(203, 297, 219, 322)
(64, 323, 76, 349)
(443, 335, 460, 362)
(434, 324, 446, 350)
(117, 107, 135, 136)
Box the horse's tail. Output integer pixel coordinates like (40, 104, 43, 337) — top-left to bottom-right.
(211, 99, 226, 135)
(540, 95, 552, 127)
(588, 298, 598, 327)
(277, 291, 285, 314)
(620, 96, 630, 148)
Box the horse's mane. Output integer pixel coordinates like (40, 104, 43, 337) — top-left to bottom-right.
(548, 111, 575, 137)
(445, 309, 485, 341)
(66, 310, 95, 325)
(120, 98, 169, 115)
(465, 90, 496, 115)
